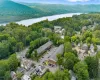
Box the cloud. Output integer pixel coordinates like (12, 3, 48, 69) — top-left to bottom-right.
(67, 0, 90, 2)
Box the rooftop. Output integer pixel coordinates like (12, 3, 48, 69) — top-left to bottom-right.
(37, 41, 53, 54)
(22, 75, 31, 80)
(49, 44, 64, 62)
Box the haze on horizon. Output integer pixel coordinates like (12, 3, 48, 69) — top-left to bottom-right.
(12, 0, 100, 4)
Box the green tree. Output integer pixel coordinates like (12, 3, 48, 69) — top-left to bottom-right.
(43, 72, 54, 80)
(4, 71, 11, 80)
(63, 52, 79, 70)
(85, 56, 98, 78)
(57, 54, 63, 66)
(8, 54, 19, 71)
(16, 72, 23, 80)
(0, 42, 10, 59)
(31, 50, 39, 61)
(54, 70, 70, 80)
(64, 36, 71, 42)
(74, 62, 89, 80)
(0, 60, 9, 77)
(64, 42, 72, 53)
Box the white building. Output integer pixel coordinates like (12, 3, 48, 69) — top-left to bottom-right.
(21, 75, 31, 80)
(54, 26, 65, 39)
(54, 26, 62, 33)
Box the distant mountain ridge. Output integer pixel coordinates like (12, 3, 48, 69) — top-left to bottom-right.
(1, 0, 100, 23)
(12, 0, 100, 4)
(0, 0, 43, 23)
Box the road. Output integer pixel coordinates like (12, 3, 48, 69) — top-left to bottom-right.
(16, 47, 29, 59)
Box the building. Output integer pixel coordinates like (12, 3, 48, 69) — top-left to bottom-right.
(17, 67, 25, 74)
(81, 44, 88, 51)
(54, 26, 62, 33)
(11, 71, 17, 80)
(37, 41, 53, 55)
(34, 65, 46, 76)
(48, 44, 64, 65)
(21, 59, 33, 70)
(21, 75, 31, 80)
(82, 26, 87, 33)
(54, 26, 65, 39)
(54, 26, 65, 35)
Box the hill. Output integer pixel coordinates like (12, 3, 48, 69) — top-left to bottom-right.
(1, 0, 100, 23)
(28, 3, 100, 14)
(0, 0, 43, 23)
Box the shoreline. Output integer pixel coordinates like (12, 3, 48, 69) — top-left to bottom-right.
(0, 13, 81, 26)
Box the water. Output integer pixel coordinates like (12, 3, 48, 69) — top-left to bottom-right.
(0, 13, 81, 26)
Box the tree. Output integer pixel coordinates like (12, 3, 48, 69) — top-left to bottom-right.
(64, 36, 71, 42)
(0, 60, 9, 77)
(16, 72, 23, 80)
(31, 50, 39, 61)
(94, 44, 97, 51)
(8, 37, 17, 53)
(16, 42, 24, 52)
(63, 52, 79, 70)
(64, 42, 72, 53)
(94, 30, 100, 38)
(43, 72, 54, 80)
(0, 42, 10, 59)
(57, 54, 63, 66)
(71, 35, 77, 42)
(8, 54, 19, 71)
(72, 50, 78, 57)
(85, 56, 99, 78)
(4, 71, 11, 80)
(86, 37, 92, 44)
(74, 62, 89, 80)
(54, 70, 70, 80)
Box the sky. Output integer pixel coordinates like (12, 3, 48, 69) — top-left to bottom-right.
(12, 0, 100, 4)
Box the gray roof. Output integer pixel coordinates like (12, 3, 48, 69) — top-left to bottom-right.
(49, 44, 64, 62)
(17, 67, 25, 73)
(82, 44, 88, 50)
(37, 41, 53, 54)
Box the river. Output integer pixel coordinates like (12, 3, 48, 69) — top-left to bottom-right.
(0, 13, 81, 26)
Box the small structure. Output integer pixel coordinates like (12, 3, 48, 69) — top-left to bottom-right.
(82, 26, 87, 32)
(21, 59, 33, 70)
(54, 26, 65, 35)
(17, 67, 25, 74)
(37, 41, 53, 55)
(81, 44, 88, 51)
(21, 75, 31, 80)
(35, 65, 46, 76)
(11, 71, 17, 80)
(48, 44, 64, 65)
(54, 26, 62, 33)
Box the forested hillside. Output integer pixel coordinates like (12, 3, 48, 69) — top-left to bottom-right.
(29, 3, 100, 13)
(0, 0, 43, 23)
(1, 0, 100, 24)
